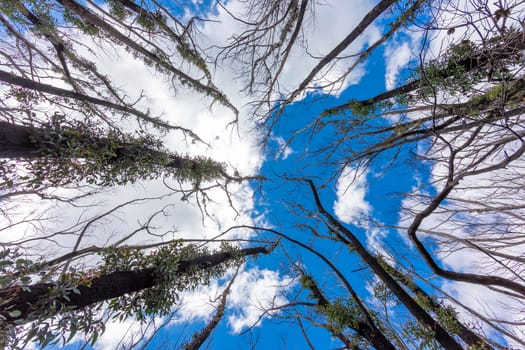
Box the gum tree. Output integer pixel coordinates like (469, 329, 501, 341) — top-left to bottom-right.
(0, 242, 276, 347)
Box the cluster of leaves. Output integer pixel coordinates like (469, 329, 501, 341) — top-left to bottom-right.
(4, 303, 105, 349)
(320, 298, 364, 333)
(0, 248, 104, 348)
(403, 321, 441, 350)
(62, 8, 100, 35)
(299, 274, 370, 337)
(0, 248, 35, 291)
(22, 116, 225, 188)
(420, 40, 481, 94)
(345, 100, 377, 118)
(435, 305, 462, 336)
(418, 30, 524, 98)
(106, 0, 164, 31)
(100, 242, 243, 321)
(15, 287, 106, 349)
(0, 0, 51, 27)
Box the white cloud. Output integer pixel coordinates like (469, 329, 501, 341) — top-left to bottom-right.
(271, 136, 294, 160)
(226, 267, 294, 333)
(200, 0, 379, 99)
(366, 227, 389, 256)
(333, 166, 371, 226)
(384, 30, 422, 90)
(94, 317, 155, 350)
(162, 266, 294, 334)
(384, 42, 412, 90)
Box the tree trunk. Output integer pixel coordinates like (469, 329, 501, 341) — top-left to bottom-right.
(0, 121, 187, 170)
(306, 179, 464, 350)
(0, 121, 37, 158)
(0, 246, 272, 327)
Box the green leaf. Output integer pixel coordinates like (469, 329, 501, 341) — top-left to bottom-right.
(8, 310, 22, 317)
(90, 330, 99, 346)
(67, 324, 78, 342)
(0, 260, 14, 268)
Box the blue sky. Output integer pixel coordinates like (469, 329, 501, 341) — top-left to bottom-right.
(4, 0, 524, 349)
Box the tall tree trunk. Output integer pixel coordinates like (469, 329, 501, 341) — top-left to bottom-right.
(303, 273, 396, 350)
(0, 121, 200, 172)
(0, 245, 272, 327)
(306, 179, 464, 350)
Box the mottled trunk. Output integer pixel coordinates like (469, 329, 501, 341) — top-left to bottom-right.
(0, 121, 185, 167)
(0, 121, 38, 158)
(0, 246, 271, 327)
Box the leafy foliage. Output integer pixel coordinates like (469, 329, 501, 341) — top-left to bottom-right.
(1, 116, 226, 189)
(101, 242, 243, 321)
(320, 298, 364, 333)
(1, 243, 245, 348)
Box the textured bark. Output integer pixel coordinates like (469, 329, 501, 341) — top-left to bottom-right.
(0, 246, 272, 327)
(306, 179, 464, 350)
(0, 121, 191, 170)
(304, 275, 396, 350)
(0, 121, 37, 158)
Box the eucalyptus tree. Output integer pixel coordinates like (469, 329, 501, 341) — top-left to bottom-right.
(0, 240, 276, 348)
(0, 119, 226, 189)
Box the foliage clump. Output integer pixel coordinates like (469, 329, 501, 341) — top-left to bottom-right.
(321, 298, 364, 333)
(0, 242, 244, 348)
(2, 116, 226, 189)
(100, 242, 243, 321)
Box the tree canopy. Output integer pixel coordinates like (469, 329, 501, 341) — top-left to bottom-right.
(1, 0, 524, 349)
